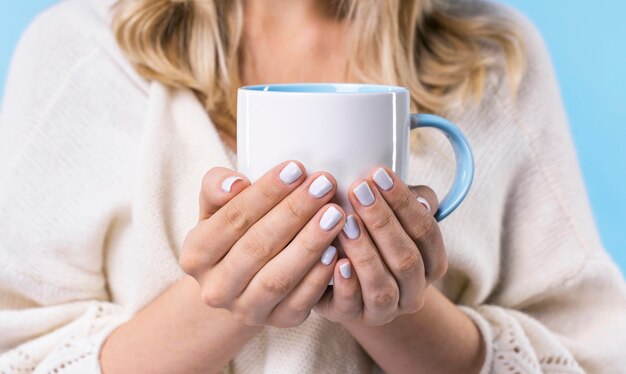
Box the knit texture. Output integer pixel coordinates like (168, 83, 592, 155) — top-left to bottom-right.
(1, 0, 626, 373)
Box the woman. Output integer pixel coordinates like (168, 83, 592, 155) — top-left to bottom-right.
(1, 0, 625, 372)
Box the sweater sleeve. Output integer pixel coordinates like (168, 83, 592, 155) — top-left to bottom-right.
(0, 2, 145, 372)
(458, 6, 626, 373)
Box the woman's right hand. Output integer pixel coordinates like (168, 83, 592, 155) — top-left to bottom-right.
(180, 160, 346, 328)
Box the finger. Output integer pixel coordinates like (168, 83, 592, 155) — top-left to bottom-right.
(348, 178, 424, 312)
(407, 185, 447, 282)
(180, 160, 306, 278)
(314, 258, 363, 323)
(336, 213, 400, 324)
(410, 184, 440, 216)
(370, 166, 446, 282)
(267, 245, 338, 328)
(199, 167, 251, 221)
(208, 172, 338, 299)
(234, 204, 346, 320)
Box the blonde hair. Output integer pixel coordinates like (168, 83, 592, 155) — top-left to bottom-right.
(112, 0, 523, 140)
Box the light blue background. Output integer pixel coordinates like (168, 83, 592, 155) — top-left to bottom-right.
(1, 1, 624, 270)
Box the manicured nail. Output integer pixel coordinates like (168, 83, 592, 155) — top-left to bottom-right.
(339, 262, 352, 279)
(221, 176, 244, 193)
(321, 245, 337, 265)
(279, 161, 303, 184)
(342, 215, 360, 239)
(353, 181, 375, 206)
(373, 167, 393, 191)
(320, 206, 343, 230)
(309, 175, 333, 198)
(417, 196, 431, 212)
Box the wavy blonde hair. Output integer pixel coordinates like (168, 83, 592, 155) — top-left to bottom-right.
(111, 0, 523, 140)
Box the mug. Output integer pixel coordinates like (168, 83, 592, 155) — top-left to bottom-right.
(236, 83, 474, 221)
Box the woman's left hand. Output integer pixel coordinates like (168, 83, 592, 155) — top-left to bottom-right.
(314, 166, 448, 326)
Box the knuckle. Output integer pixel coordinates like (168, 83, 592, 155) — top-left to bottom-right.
(267, 318, 288, 328)
(412, 215, 437, 241)
(233, 310, 262, 327)
(233, 300, 266, 326)
(364, 313, 388, 327)
(394, 191, 413, 212)
(402, 297, 425, 314)
(243, 228, 273, 259)
(337, 301, 361, 319)
(273, 313, 307, 328)
(288, 299, 313, 317)
(370, 210, 395, 232)
(395, 250, 421, 275)
(285, 304, 312, 326)
(353, 249, 380, 269)
(178, 250, 200, 277)
(260, 272, 293, 297)
(282, 196, 308, 221)
(298, 235, 322, 257)
(371, 312, 396, 326)
(259, 183, 284, 203)
(223, 201, 251, 233)
(423, 218, 441, 242)
(369, 286, 399, 310)
(179, 232, 206, 276)
(302, 273, 331, 291)
(201, 286, 230, 308)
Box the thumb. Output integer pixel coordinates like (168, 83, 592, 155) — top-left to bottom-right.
(408, 185, 440, 217)
(199, 167, 250, 221)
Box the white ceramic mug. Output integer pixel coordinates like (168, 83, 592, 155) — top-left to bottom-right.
(237, 83, 474, 221)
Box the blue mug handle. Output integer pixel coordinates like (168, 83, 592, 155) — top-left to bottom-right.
(410, 114, 474, 221)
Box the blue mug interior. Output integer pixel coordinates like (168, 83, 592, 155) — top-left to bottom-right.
(241, 83, 408, 93)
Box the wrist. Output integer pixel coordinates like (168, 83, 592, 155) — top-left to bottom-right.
(338, 287, 485, 374)
(179, 275, 263, 336)
(101, 275, 262, 374)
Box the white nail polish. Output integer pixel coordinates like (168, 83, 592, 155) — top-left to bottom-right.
(279, 162, 303, 184)
(221, 176, 244, 193)
(342, 215, 360, 239)
(373, 168, 394, 191)
(339, 262, 352, 279)
(353, 181, 375, 206)
(308, 175, 333, 198)
(321, 245, 337, 265)
(320, 206, 343, 230)
(416, 196, 431, 212)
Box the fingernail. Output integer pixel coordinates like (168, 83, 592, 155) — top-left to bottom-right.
(417, 196, 431, 212)
(320, 206, 343, 230)
(221, 176, 244, 193)
(321, 245, 337, 265)
(342, 215, 360, 239)
(339, 262, 352, 279)
(279, 161, 303, 184)
(353, 181, 375, 206)
(373, 167, 393, 191)
(309, 175, 333, 198)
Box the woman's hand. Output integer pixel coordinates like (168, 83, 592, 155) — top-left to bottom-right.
(179, 160, 347, 328)
(314, 166, 447, 326)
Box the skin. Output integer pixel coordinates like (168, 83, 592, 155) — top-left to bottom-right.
(100, 0, 485, 373)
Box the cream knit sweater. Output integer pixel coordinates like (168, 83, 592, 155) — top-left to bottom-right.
(1, 0, 625, 373)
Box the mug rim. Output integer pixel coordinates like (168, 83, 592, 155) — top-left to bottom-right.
(239, 83, 409, 94)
